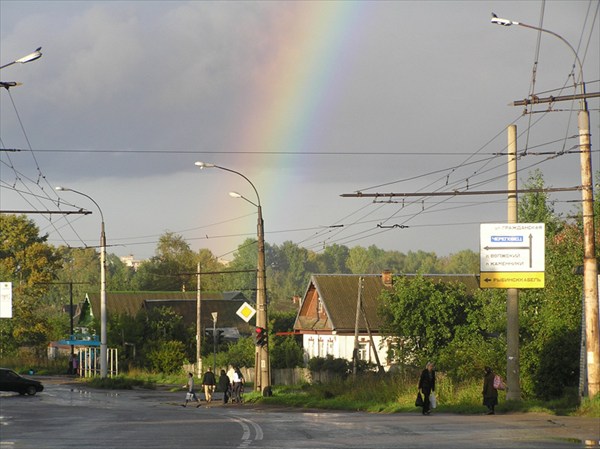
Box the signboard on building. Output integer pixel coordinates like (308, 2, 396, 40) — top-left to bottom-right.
(480, 223, 545, 288)
(0, 282, 13, 318)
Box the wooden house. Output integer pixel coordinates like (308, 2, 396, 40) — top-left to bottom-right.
(293, 273, 480, 370)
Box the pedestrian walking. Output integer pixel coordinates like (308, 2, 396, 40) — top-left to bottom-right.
(217, 369, 231, 404)
(418, 362, 436, 415)
(202, 367, 217, 404)
(483, 366, 499, 415)
(232, 367, 245, 404)
(182, 372, 201, 408)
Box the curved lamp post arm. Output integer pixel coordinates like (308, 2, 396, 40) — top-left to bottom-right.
(491, 14, 586, 101)
(194, 161, 271, 395)
(55, 186, 108, 378)
(195, 162, 261, 207)
(0, 47, 42, 70)
(491, 13, 599, 399)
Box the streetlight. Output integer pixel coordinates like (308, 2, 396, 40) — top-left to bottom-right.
(194, 161, 271, 395)
(0, 47, 42, 70)
(492, 14, 599, 398)
(56, 186, 108, 378)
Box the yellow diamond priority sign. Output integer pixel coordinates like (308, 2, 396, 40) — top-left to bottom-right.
(236, 302, 256, 323)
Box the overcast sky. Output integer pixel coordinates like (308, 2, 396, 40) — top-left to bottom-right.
(1, 1, 598, 263)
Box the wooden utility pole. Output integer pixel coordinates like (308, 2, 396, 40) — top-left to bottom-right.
(352, 277, 363, 377)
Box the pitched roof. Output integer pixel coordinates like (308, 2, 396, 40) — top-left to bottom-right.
(295, 274, 391, 333)
(144, 299, 252, 331)
(294, 273, 480, 333)
(86, 291, 249, 317)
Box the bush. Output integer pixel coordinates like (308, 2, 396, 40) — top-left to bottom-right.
(271, 336, 304, 369)
(533, 328, 580, 399)
(146, 340, 187, 374)
(308, 356, 350, 377)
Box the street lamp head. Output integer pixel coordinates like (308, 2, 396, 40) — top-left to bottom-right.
(55, 186, 69, 192)
(1, 47, 43, 70)
(229, 191, 242, 198)
(491, 13, 516, 27)
(15, 47, 42, 64)
(195, 161, 215, 169)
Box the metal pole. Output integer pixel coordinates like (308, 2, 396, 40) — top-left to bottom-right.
(69, 282, 74, 371)
(212, 313, 217, 373)
(506, 124, 521, 401)
(100, 220, 107, 378)
(196, 263, 202, 379)
(55, 187, 108, 379)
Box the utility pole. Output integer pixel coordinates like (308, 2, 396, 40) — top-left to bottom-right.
(506, 125, 521, 401)
(492, 12, 600, 399)
(352, 277, 364, 377)
(196, 263, 202, 379)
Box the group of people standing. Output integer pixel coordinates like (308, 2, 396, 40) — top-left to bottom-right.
(182, 366, 245, 407)
(417, 362, 502, 415)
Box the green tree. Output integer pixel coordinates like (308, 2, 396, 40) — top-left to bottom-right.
(271, 336, 304, 369)
(147, 340, 187, 374)
(269, 241, 312, 301)
(0, 215, 61, 355)
(316, 244, 350, 273)
(346, 246, 371, 274)
(436, 249, 479, 274)
(518, 169, 562, 235)
(223, 336, 255, 368)
(379, 275, 473, 367)
(132, 232, 197, 291)
(222, 238, 260, 299)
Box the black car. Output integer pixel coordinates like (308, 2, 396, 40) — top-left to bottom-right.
(0, 368, 44, 395)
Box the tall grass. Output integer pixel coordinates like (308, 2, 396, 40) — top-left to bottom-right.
(0, 354, 70, 375)
(258, 372, 599, 417)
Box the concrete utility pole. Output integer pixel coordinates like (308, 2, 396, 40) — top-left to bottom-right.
(195, 162, 271, 396)
(196, 263, 202, 379)
(492, 14, 599, 398)
(506, 125, 521, 401)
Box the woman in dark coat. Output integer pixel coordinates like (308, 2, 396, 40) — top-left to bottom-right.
(418, 362, 436, 415)
(483, 366, 498, 415)
(217, 369, 231, 404)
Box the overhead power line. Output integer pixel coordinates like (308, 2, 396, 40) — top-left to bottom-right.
(341, 186, 583, 198)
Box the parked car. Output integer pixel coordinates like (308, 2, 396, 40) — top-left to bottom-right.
(0, 368, 44, 395)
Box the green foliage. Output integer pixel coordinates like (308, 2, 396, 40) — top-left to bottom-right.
(533, 328, 580, 399)
(308, 356, 350, 377)
(222, 336, 255, 368)
(146, 340, 187, 374)
(0, 215, 62, 355)
(518, 169, 562, 235)
(379, 276, 472, 367)
(271, 336, 304, 369)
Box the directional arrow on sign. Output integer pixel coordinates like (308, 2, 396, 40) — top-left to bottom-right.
(483, 234, 533, 268)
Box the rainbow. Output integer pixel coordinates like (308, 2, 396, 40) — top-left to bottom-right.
(232, 2, 370, 205)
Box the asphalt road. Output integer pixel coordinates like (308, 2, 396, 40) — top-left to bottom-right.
(1, 377, 598, 449)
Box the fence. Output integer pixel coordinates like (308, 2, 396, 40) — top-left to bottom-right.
(184, 365, 333, 386)
(78, 347, 119, 378)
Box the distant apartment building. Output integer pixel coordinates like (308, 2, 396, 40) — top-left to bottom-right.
(120, 254, 143, 271)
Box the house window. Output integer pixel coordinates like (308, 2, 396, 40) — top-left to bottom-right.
(317, 297, 323, 314)
(318, 338, 324, 357)
(358, 342, 368, 361)
(326, 338, 334, 356)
